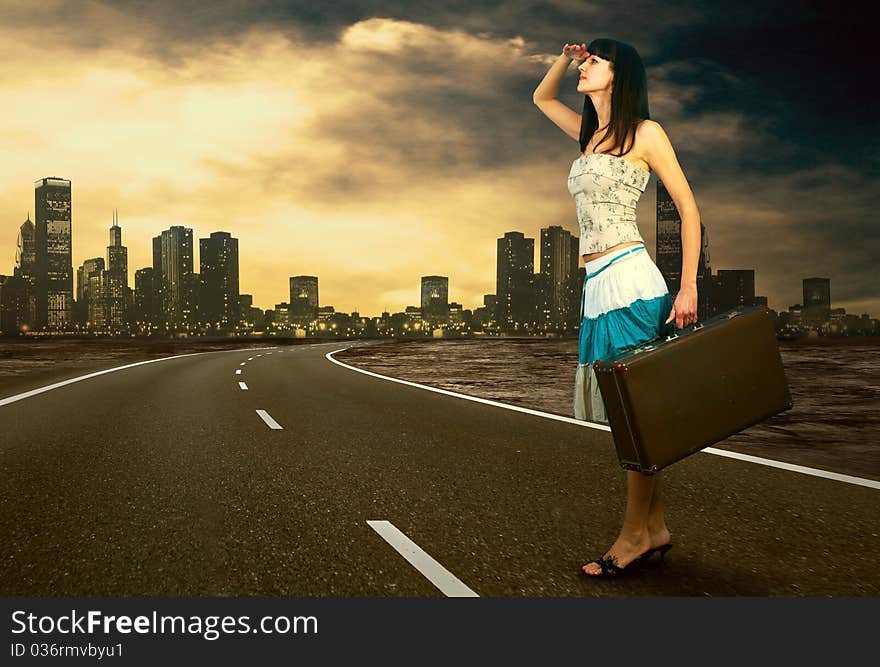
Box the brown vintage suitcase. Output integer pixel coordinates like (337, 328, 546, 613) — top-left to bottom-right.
(592, 305, 793, 474)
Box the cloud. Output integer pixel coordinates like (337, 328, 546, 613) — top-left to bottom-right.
(0, 16, 557, 312)
(0, 6, 876, 319)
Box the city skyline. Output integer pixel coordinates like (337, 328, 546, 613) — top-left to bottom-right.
(3, 177, 877, 327)
(0, 177, 875, 319)
(0, 2, 875, 317)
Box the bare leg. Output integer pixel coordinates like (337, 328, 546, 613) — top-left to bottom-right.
(646, 473, 671, 548)
(582, 471, 655, 575)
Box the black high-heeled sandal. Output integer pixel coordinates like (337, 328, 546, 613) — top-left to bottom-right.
(637, 543, 673, 564)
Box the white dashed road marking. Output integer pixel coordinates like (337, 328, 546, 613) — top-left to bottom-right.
(367, 520, 479, 597)
(235, 369, 242, 375)
(256, 409, 283, 430)
(239, 382, 248, 390)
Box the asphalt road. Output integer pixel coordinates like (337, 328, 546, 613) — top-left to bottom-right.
(1, 341, 877, 596)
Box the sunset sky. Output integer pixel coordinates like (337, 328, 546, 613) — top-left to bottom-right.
(1, 1, 875, 317)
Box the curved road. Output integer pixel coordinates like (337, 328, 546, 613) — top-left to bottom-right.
(1, 341, 877, 596)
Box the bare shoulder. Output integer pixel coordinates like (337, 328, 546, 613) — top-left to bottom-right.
(637, 120, 698, 214)
(636, 120, 679, 167)
(635, 119, 666, 152)
(621, 120, 661, 171)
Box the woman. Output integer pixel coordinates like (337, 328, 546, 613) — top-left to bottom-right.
(533, 38, 700, 576)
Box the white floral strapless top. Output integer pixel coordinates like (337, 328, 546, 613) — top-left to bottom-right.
(567, 152, 651, 255)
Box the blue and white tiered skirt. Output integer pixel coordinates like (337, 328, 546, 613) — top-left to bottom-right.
(574, 243, 673, 424)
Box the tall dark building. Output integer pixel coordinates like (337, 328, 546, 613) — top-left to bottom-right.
(696, 223, 714, 318)
(15, 216, 36, 270)
(539, 225, 579, 331)
(654, 180, 713, 320)
(714, 270, 755, 313)
(153, 226, 194, 330)
(420, 275, 449, 326)
(106, 211, 129, 329)
(151, 235, 163, 329)
(497, 231, 534, 330)
(199, 231, 240, 329)
(191, 272, 201, 322)
(289, 276, 318, 326)
(14, 215, 37, 328)
(34, 177, 73, 330)
(134, 267, 157, 329)
(76, 257, 105, 326)
(87, 270, 109, 327)
(803, 277, 831, 328)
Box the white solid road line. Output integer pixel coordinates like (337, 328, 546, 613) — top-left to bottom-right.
(701, 447, 880, 489)
(325, 348, 601, 428)
(239, 382, 248, 390)
(0, 347, 279, 409)
(235, 369, 242, 375)
(326, 348, 880, 492)
(256, 409, 283, 430)
(0, 353, 202, 408)
(367, 520, 479, 597)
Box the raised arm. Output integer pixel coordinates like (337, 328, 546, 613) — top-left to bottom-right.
(533, 44, 587, 142)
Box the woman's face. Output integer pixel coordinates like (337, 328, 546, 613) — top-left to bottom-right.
(577, 53, 614, 93)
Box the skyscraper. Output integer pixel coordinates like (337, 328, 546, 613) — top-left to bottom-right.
(151, 235, 163, 330)
(134, 267, 157, 330)
(655, 180, 713, 320)
(14, 215, 37, 328)
(497, 231, 534, 330)
(154, 226, 194, 330)
(539, 225, 579, 331)
(106, 211, 129, 329)
(696, 223, 714, 319)
(87, 269, 109, 327)
(803, 277, 831, 328)
(199, 231, 240, 329)
(34, 177, 73, 330)
(420, 276, 449, 326)
(76, 257, 105, 326)
(289, 276, 318, 326)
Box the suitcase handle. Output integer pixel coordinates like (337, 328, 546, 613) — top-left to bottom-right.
(664, 320, 703, 341)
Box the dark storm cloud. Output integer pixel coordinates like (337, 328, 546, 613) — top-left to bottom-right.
(35, 0, 863, 166)
(659, 3, 875, 169)
(1, 0, 874, 314)
(1, 1, 689, 59)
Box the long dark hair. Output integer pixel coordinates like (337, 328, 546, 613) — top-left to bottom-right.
(579, 38, 650, 157)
